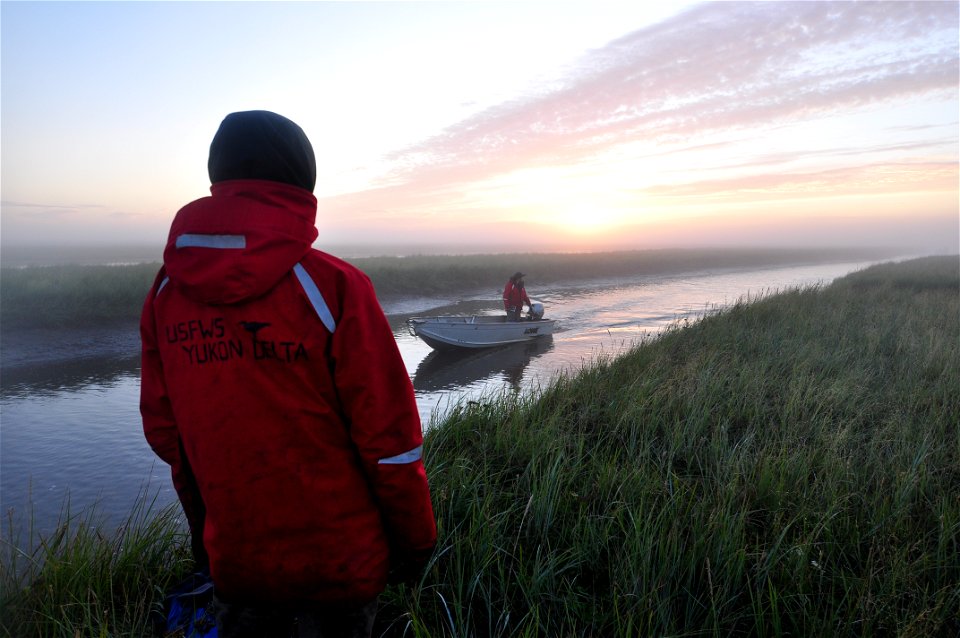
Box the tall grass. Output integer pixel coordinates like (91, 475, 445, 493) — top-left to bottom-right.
(2, 256, 956, 637)
(0, 263, 159, 330)
(0, 247, 896, 330)
(0, 495, 192, 637)
(382, 255, 959, 636)
(353, 247, 896, 298)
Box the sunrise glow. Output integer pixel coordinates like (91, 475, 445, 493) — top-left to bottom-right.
(1, 1, 957, 255)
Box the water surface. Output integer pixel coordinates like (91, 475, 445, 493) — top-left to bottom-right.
(1, 260, 876, 539)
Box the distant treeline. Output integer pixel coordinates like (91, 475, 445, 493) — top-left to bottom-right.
(0, 247, 901, 330)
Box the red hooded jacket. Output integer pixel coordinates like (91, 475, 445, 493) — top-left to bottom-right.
(140, 179, 436, 604)
(502, 279, 530, 311)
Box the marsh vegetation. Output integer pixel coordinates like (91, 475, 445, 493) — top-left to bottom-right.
(2, 255, 957, 636)
(390, 255, 959, 636)
(0, 247, 897, 330)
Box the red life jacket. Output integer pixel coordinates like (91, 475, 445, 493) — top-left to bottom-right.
(502, 280, 530, 310)
(140, 180, 436, 604)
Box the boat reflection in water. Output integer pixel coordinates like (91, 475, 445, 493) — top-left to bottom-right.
(413, 335, 555, 393)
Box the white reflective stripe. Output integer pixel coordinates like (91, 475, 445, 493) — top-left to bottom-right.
(293, 263, 336, 333)
(175, 234, 246, 249)
(378, 445, 423, 465)
(156, 276, 170, 296)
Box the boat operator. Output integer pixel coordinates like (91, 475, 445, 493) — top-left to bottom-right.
(503, 271, 532, 321)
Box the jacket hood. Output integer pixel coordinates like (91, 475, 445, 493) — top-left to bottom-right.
(163, 180, 319, 304)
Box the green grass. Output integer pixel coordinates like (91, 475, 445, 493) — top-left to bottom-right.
(384, 255, 959, 636)
(0, 263, 159, 331)
(0, 496, 193, 637)
(0, 247, 896, 330)
(2, 255, 956, 637)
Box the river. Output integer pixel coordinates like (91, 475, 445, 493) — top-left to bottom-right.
(0, 259, 881, 541)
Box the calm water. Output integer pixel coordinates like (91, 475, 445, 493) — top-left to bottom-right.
(0, 260, 877, 539)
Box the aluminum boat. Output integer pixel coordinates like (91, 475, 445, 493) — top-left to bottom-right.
(408, 314, 556, 350)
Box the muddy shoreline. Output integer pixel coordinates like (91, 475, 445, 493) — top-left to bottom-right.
(1, 324, 142, 373)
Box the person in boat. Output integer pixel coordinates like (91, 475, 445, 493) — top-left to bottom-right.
(503, 271, 532, 321)
(140, 110, 436, 638)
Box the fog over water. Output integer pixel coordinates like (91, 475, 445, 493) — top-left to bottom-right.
(3, 237, 955, 269)
(0, 257, 902, 543)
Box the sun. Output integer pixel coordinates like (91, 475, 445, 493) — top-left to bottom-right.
(555, 205, 624, 235)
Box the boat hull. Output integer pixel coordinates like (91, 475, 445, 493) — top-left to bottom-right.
(409, 315, 556, 350)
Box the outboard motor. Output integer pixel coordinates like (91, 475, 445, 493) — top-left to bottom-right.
(528, 302, 544, 320)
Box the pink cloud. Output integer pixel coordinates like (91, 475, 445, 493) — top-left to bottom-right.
(317, 1, 958, 247)
(377, 1, 957, 181)
(643, 161, 959, 200)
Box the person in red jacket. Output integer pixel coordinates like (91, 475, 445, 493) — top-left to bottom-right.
(502, 271, 532, 321)
(140, 110, 436, 638)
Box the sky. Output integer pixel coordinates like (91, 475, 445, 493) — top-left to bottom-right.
(2, 1, 958, 256)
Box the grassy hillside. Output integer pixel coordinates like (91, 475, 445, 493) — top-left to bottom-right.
(2, 256, 957, 636)
(394, 255, 959, 636)
(0, 247, 895, 330)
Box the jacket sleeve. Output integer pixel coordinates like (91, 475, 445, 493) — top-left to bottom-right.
(139, 272, 208, 566)
(329, 269, 437, 572)
(140, 273, 179, 465)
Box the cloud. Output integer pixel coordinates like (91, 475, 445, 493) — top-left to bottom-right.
(0, 200, 107, 219)
(2, 200, 107, 209)
(642, 161, 959, 201)
(0, 201, 153, 245)
(311, 1, 959, 253)
(369, 1, 957, 192)
(106, 210, 146, 220)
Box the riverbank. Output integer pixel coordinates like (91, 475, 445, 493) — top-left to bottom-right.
(0, 247, 901, 331)
(2, 256, 957, 636)
(0, 246, 896, 369)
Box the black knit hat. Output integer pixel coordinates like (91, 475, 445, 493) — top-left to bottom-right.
(208, 110, 317, 192)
